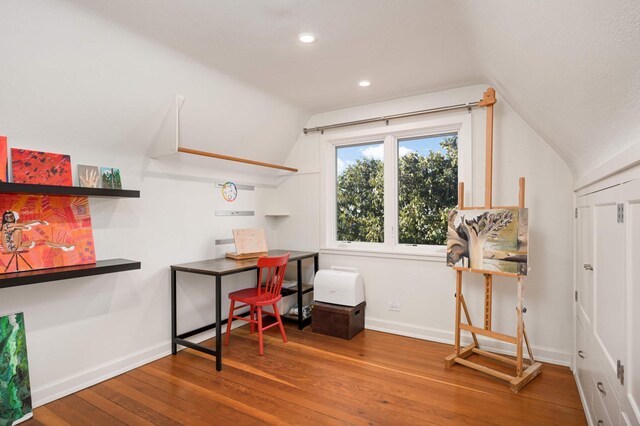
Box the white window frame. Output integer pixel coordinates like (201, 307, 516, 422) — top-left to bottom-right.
(320, 113, 472, 260)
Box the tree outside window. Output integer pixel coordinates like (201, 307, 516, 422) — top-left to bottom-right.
(335, 134, 458, 246)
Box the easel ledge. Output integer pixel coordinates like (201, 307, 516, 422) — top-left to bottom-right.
(452, 267, 519, 279)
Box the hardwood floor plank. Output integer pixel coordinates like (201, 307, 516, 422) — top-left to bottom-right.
(90, 379, 183, 425)
(47, 394, 123, 426)
(176, 350, 430, 425)
(123, 369, 260, 425)
(25, 323, 586, 425)
(147, 357, 348, 425)
(75, 388, 155, 426)
(29, 406, 70, 425)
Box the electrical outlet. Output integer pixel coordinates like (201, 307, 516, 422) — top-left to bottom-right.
(388, 302, 401, 312)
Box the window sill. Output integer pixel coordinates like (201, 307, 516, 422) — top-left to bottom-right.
(319, 245, 446, 263)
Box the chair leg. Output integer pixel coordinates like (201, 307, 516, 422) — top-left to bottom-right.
(257, 306, 264, 356)
(250, 305, 255, 334)
(273, 303, 287, 343)
(224, 300, 235, 346)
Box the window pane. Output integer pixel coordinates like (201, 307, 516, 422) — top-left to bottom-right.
(398, 134, 458, 245)
(336, 142, 384, 243)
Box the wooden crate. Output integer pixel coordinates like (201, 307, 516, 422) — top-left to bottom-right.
(312, 301, 365, 340)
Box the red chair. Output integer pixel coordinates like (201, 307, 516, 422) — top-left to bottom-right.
(224, 253, 290, 355)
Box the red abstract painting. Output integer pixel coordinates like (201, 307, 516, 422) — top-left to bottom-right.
(11, 148, 72, 186)
(0, 194, 96, 273)
(0, 136, 7, 182)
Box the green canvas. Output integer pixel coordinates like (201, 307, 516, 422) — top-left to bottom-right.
(0, 313, 32, 426)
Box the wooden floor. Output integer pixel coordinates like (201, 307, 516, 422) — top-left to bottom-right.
(27, 323, 586, 425)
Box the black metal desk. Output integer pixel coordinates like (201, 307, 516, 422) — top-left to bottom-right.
(170, 249, 319, 371)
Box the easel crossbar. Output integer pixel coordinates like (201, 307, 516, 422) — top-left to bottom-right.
(472, 348, 530, 368)
(454, 357, 515, 382)
(460, 324, 517, 344)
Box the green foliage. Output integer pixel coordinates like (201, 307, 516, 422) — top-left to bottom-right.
(398, 135, 458, 245)
(0, 313, 32, 426)
(337, 157, 384, 242)
(336, 135, 458, 245)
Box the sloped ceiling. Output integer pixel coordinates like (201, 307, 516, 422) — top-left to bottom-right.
(65, 0, 640, 180)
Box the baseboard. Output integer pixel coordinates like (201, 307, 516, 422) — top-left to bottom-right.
(31, 324, 236, 408)
(365, 316, 572, 366)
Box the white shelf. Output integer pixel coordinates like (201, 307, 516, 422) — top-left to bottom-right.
(265, 211, 290, 217)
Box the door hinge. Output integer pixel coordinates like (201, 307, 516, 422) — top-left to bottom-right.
(617, 203, 624, 223)
(575, 290, 578, 302)
(575, 208, 578, 218)
(617, 360, 625, 385)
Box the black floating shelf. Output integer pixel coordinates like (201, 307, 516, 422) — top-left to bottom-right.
(0, 182, 140, 198)
(0, 258, 141, 289)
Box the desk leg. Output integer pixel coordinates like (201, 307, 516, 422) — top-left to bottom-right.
(297, 259, 303, 330)
(215, 275, 222, 371)
(171, 269, 177, 355)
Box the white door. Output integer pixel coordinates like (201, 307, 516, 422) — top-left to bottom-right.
(624, 179, 640, 424)
(577, 196, 594, 326)
(592, 184, 626, 396)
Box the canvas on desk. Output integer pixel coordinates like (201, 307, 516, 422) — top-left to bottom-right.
(447, 208, 528, 275)
(232, 228, 268, 254)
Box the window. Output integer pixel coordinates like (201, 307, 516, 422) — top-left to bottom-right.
(397, 134, 458, 246)
(323, 115, 471, 256)
(336, 142, 384, 243)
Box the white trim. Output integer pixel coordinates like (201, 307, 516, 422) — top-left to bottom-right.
(320, 246, 446, 263)
(575, 142, 640, 191)
(365, 316, 572, 366)
(320, 114, 472, 257)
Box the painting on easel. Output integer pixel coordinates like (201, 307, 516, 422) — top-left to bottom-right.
(447, 208, 528, 275)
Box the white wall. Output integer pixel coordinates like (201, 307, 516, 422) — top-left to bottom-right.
(278, 85, 575, 364)
(0, 0, 308, 406)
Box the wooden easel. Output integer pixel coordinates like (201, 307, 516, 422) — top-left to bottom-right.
(444, 88, 542, 392)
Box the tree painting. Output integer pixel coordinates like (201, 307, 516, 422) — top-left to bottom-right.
(447, 208, 528, 275)
(0, 312, 32, 426)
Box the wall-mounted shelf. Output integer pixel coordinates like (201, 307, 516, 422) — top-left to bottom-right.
(0, 258, 141, 289)
(149, 95, 297, 173)
(265, 211, 290, 217)
(0, 182, 140, 198)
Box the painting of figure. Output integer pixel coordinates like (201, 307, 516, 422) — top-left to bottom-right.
(11, 149, 72, 186)
(0, 194, 96, 273)
(447, 208, 528, 275)
(0, 312, 32, 425)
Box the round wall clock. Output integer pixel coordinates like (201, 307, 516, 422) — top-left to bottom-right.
(221, 181, 238, 202)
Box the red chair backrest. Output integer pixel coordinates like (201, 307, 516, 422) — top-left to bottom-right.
(257, 253, 290, 302)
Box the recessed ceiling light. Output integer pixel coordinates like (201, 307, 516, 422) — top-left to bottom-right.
(298, 33, 316, 43)
(358, 80, 371, 87)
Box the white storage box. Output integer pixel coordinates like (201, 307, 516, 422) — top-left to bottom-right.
(314, 270, 364, 307)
